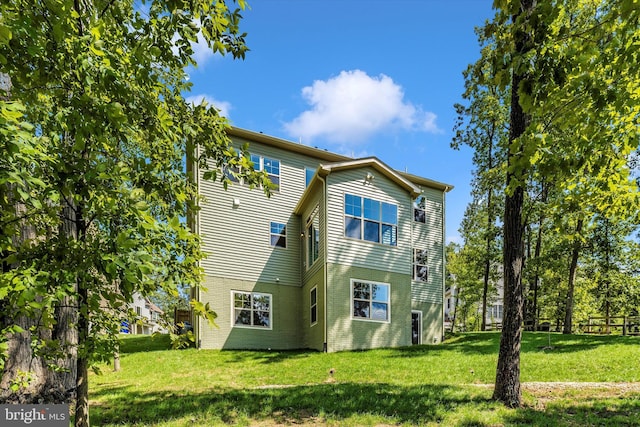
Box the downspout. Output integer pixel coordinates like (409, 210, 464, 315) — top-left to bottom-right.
(410, 191, 415, 342)
(442, 186, 449, 342)
(318, 174, 329, 352)
(192, 142, 202, 349)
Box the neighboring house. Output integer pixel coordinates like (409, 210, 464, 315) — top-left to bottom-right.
(122, 293, 166, 335)
(189, 127, 452, 352)
(445, 278, 504, 331)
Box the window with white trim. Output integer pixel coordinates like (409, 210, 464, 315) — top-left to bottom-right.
(232, 291, 272, 328)
(413, 248, 428, 282)
(306, 206, 319, 267)
(351, 280, 390, 322)
(344, 194, 397, 246)
(414, 196, 426, 223)
(270, 221, 287, 248)
(310, 287, 317, 326)
(251, 154, 280, 190)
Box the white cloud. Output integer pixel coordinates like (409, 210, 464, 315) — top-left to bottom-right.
(185, 95, 232, 118)
(171, 22, 217, 68)
(190, 31, 215, 66)
(283, 70, 441, 145)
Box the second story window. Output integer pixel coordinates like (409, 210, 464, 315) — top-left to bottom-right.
(413, 248, 428, 282)
(251, 154, 280, 190)
(344, 194, 397, 246)
(414, 196, 426, 223)
(305, 168, 315, 187)
(270, 222, 287, 248)
(306, 206, 320, 267)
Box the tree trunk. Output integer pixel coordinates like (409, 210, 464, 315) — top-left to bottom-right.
(481, 134, 495, 332)
(529, 183, 547, 331)
(493, 0, 535, 408)
(563, 218, 583, 334)
(0, 186, 50, 402)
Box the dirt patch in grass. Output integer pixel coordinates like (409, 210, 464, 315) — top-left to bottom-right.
(522, 381, 640, 394)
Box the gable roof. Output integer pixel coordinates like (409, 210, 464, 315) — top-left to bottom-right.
(317, 157, 423, 198)
(227, 126, 454, 193)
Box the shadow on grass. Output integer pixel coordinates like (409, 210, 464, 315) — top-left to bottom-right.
(220, 349, 317, 365)
(506, 397, 640, 426)
(91, 381, 640, 426)
(91, 382, 491, 425)
(387, 332, 640, 359)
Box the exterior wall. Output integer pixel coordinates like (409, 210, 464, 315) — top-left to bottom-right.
(326, 265, 412, 352)
(411, 186, 445, 305)
(194, 129, 449, 352)
(198, 138, 323, 286)
(199, 275, 302, 350)
(325, 168, 413, 275)
(412, 300, 444, 344)
(411, 186, 445, 343)
(301, 268, 325, 351)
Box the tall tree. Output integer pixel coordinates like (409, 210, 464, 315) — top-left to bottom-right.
(0, 1, 270, 425)
(468, 0, 640, 407)
(453, 43, 508, 331)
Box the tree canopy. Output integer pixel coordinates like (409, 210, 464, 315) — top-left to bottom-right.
(1, 1, 269, 425)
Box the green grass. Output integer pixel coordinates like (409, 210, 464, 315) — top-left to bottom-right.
(90, 332, 640, 426)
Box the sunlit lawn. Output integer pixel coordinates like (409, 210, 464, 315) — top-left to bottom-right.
(89, 332, 640, 426)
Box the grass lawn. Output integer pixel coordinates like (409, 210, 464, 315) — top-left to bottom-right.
(90, 332, 640, 426)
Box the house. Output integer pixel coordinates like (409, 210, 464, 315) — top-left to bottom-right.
(121, 292, 166, 335)
(445, 278, 504, 331)
(189, 127, 452, 352)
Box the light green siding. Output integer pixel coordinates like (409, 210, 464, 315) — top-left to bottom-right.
(412, 300, 444, 344)
(326, 264, 412, 352)
(325, 168, 413, 276)
(194, 129, 449, 352)
(199, 276, 302, 350)
(301, 268, 325, 351)
(411, 186, 445, 305)
(198, 138, 324, 286)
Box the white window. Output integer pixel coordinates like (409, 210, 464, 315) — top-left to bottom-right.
(351, 280, 390, 322)
(489, 304, 503, 320)
(306, 206, 319, 267)
(344, 194, 397, 246)
(232, 291, 272, 329)
(270, 221, 286, 248)
(251, 154, 280, 190)
(414, 196, 426, 223)
(413, 249, 428, 282)
(310, 287, 317, 326)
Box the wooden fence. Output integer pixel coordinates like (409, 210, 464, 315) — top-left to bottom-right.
(581, 316, 640, 336)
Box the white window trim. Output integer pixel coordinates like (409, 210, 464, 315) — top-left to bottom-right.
(350, 279, 391, 323)
(231, 291, 273, 330)
(310, 286, 318, 327)
(412, 310, 423, 345)
(343, 193, 398, 247)
(252, 153, 281, 192)
(414, 196, 426, 223)
(413, 248, 429, 282)
(269, 221, 287, 249)
(226, 151, 281, 191)
(305, 205, 320, 269)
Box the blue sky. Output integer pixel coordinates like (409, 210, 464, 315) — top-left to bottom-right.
(185, 0, 496, 243)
